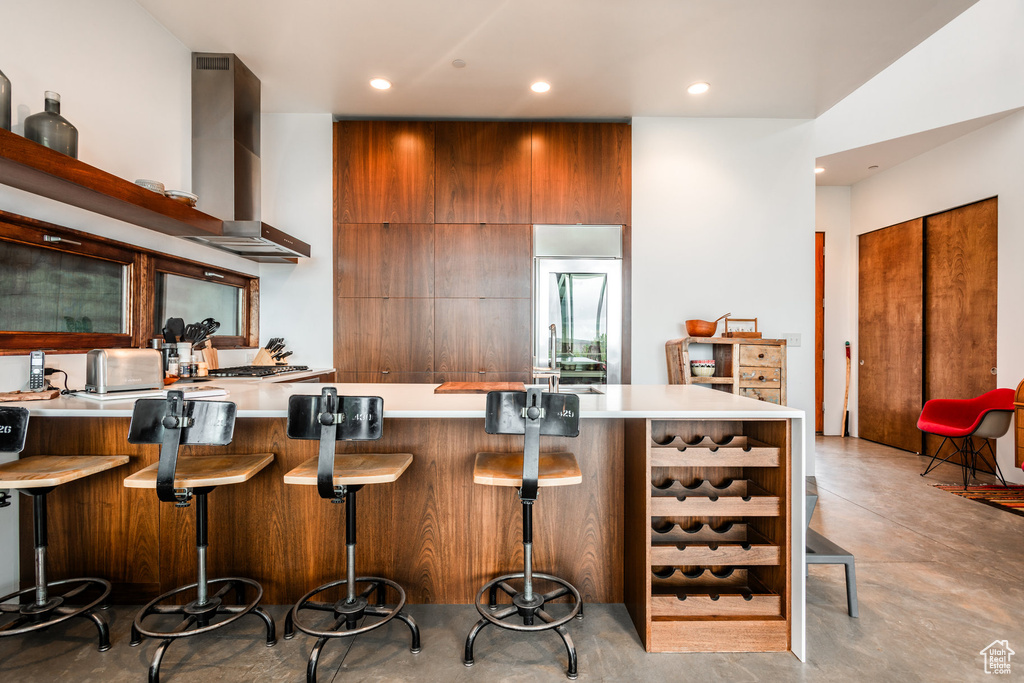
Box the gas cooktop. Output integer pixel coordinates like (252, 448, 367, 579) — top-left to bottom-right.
(207, 365, 309, 378)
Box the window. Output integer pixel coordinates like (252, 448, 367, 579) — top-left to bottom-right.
(0, 211, 259, 353)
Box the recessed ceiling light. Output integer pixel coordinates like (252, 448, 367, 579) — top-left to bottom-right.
(814, 167, 825, 174)
(868, 165, 879, 170)
(452, 59, 467, 69)
(369, 78, 392, 90)
(531, 81, 551, 93)
(687, 82, 710, 95)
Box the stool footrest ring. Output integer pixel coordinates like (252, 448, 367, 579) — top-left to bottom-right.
(131, 577, 272, 642)
(0, 578, 112, 651)
(473, 572, 581, 631)
(289, 576, 408, 639)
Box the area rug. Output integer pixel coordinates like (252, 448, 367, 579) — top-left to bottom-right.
(933, 484, 1024, 518)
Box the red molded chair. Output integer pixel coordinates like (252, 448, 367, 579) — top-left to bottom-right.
(918, 388, 1013, 487)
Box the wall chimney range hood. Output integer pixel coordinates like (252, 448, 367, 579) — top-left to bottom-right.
(189, 53, 310, 262)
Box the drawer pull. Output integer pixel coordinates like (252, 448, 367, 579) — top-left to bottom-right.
(758, 353, 765, 359)
(759, 375, 765, 381)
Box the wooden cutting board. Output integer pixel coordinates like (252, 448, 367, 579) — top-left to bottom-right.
(434, 382, 526, 394)
(0, 389, 61, 402)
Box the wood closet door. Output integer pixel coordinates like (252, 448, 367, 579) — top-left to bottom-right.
(923, 197, 998, 464)
(858, 219, 924, 452)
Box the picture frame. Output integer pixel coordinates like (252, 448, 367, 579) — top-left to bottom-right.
(723, 317, 761, 338)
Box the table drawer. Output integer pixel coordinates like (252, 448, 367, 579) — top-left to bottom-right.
(739, 366, 781, 388)
(740, 387, 781, 404)
(739, 345, 783, 367)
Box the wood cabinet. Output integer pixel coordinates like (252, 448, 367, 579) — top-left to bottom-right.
(335, 121, 435, 223)
(434, 223, 531, 298)
(1016, 378, 1024, 468)
(435, 121, 532, 224)
(531, 122, 631, 225)
(434, 298, 531, 373)
(624, 419, 791, 651)
(334, 298, 433, 373)
(336, 223, 434, 297)
(666, 337, 788, 405)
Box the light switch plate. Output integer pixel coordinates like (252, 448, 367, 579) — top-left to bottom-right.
(782, 333, 801, 347)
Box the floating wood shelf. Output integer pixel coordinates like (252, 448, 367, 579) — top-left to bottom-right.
(0, 128, 223, 238)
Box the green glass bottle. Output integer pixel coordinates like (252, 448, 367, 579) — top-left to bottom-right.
(25, 91, 78, 158)
(0, 69, 10, 131)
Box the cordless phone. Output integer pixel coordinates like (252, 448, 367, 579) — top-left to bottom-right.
(29, 350, 46, 391)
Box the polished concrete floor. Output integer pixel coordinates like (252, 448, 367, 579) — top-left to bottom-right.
(2, 437, 1022, 681)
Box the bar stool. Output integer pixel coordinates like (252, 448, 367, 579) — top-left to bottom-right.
(123, 390, 277, 683)
(463, 387, 583, 680)
(0, 406, 127, 651)
(282, 387, 420, 683)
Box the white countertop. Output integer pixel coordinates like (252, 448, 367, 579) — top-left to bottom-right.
(8, 382, 804, 420)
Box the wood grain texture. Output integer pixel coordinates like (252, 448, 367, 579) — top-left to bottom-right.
(283, 453, 413, 485)
(434, 224, 531, 298)
(434, 121, 531, 223)
(858, 218, 924, 452)
(473, 451, 582, 487)
(623, 419, 651, 648)
(815, 231, 825, 433)
(0, 455, 128, 487)
(0, 128, 222, 237)
(334, 298, 434, 373)
(923, 198, 998, 465)
(434, 371, 530, 384)
(531, 122, 631, 225)
(336, 223, 434, 297)
(122, 453, 275, 489)
(434, 381, 525, 394)
(334, 371, 436, 384)
(335, 121, 434, 223)
(434, 298, 531, 373)
(1017, 379, 1024, 468)
(23, 416, 623, 605)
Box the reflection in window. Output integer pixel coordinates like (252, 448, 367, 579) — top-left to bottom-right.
(155, 273, 242, 336)
(0, 241, 126, 333)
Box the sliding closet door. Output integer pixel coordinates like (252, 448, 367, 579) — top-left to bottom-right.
(859, 219, 924, 452)
(924, 197, 998, 464)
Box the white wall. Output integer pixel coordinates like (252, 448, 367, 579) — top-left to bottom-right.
(814, 187, 854, 436)
(631, 117, 818, 471)
(846, 110, 1024, 482)
(258, 114, 334, 367)
(815, 0, 1024, 157)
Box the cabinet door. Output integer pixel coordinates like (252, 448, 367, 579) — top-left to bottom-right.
(434, 371, 529, 384)
(435, 122, 532, 224)
(434, 224, 531, 298)
(334, 371, 435, 384)
(531, 122, 631, 225)
(336, 223, 433, 297)
(334, 298, 434, 373)
(335, 121, 434, 223)
(435, 298, 531, 373)
(858, 218, 923, 452)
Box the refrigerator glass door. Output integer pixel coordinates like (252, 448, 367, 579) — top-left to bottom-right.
(535, 258, 621, 385)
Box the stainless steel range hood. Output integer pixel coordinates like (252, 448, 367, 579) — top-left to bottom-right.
(189, 53, 310, 262)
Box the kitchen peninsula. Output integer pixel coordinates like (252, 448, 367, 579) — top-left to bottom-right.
(9, 383, 805, 658)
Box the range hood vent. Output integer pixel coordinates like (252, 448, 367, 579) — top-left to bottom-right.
(189, 52, 310, 261)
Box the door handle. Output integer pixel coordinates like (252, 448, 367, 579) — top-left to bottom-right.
(860, 360, 864, 365)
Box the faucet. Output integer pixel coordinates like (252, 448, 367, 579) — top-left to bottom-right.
(533, 324, 560, 392)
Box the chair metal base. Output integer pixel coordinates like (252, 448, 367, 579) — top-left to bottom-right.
(283, 577, 420, 683)
(130, 577, 276, 683)
(464, 572, 583, 680)
(0, 577, 112, 651)
(920, 435, 1008, 488)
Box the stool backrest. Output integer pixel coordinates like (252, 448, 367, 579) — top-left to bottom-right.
(485, 388, 580, 502)
(128, 390, 236, 502)
(0, 406, 29, 455)
(286, 387, 383, 500)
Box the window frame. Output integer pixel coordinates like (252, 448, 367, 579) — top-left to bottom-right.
(0, 210, 259, 355)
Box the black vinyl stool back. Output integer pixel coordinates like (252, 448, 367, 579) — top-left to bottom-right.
(0, 407, 29, 508)
(484, 388, 580, 501)
(128, 390, 236, 503)
(287, 387, 383, 500)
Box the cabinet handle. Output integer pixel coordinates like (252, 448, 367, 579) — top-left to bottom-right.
(759, 375, 765, 381)
(381, 370, 390, 375)
(758, 353, 765, 359)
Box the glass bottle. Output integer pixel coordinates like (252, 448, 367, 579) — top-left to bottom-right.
(25, 91, 78, 158)
(0, 69, 10, 131)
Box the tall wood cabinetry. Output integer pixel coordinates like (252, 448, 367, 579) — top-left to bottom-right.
(858, 197, 997, 457)
(334, 120, 631, 382)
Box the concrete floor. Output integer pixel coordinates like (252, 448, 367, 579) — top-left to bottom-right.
(2, 436, 1022, 681)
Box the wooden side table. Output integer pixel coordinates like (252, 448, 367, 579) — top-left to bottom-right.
(666, 337, 788, 405)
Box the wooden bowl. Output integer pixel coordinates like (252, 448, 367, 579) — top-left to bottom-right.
(685, 319, 718, 337)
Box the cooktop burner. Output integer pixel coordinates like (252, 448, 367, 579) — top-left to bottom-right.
(207, 365, 309, 378)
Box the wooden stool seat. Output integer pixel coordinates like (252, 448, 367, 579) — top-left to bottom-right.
(284, 453, 413, 486)
(473, 452, 581, 488)
(123, 454, 274, 489)
(0, 455, 129, 488)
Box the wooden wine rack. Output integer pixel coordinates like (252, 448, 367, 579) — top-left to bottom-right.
(624, 419, 791, 652)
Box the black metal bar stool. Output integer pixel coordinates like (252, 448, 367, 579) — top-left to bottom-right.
(463, 387, 583, 680)
(122, 390, 277, 683)
(0, 406, 128, 651)
(282, 387, 420, 683)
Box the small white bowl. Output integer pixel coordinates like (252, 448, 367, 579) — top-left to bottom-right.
(135, 179, 165, 193)
(164, 190, 198, 207)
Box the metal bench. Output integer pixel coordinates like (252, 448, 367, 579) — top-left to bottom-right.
(806, 493, 858, 618)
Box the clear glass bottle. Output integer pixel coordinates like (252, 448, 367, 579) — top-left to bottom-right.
(0, 69, 10, 131)
(24, 91, 78, 158)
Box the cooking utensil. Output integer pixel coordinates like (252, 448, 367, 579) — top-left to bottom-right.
(274, 351, 293, 362)
(167, 318, 185, 343)
(685, 312, 730, 338)
(162, 326, 175, 344)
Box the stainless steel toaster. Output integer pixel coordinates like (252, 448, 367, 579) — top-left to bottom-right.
(85, 349, 164, 393)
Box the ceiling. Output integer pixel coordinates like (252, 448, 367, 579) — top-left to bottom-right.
(136, 0, 977, 120)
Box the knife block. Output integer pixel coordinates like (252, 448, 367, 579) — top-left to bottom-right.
(252, 348, 276, 366)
